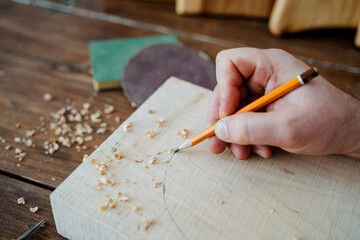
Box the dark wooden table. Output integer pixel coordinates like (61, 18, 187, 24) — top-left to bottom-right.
(1, 0, 359, 239)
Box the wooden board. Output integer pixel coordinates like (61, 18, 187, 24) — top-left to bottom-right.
(51, 77, 360, 239)
(269, 0, 360, 36)
(176, 0, 275, 18)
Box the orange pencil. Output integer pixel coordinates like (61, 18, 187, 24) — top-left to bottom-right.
(175, 67, 319, 152)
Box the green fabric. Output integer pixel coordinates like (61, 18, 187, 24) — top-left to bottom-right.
(89, 35, 179, 83)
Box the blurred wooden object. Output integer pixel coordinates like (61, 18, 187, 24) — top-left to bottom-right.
(176, 0, 275, 18)
(269, 0, 360, 40)
(356, 19, 360, 47)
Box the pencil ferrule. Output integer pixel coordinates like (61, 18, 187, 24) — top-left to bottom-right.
(297, 75, 304, 85)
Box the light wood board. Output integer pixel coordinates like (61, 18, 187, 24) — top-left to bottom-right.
(51, 77, 360, 239)
(176, 0, 275, 18)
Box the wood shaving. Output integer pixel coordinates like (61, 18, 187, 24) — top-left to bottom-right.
(155, 118, 165, 127)
(99, 177, 115, 186)
(154, 182, 162, 188)
(146, 130, 157, 139)
(75, 136, 84, 145)
(30, 206, 38, 213)
(138, 219, 154, 231)
(114, 116, 121, 124)
(17, 197, 25, 205)
(83, 102, 90, 110)
(84, 136, 93, 142)
(96, 128, 106, 134)
(176, 129, 189, 138)
(96, 162, 109, 175)
(149, 157, 157, 164)
(104, 104, 115, 114)
(123, 122, 131, 133)
(134, 156, 143, 163)
(133, 205, 140, 214)
(90, 112, 102, 123)
(43, 93, 52, 101)
(108, 198, 116, 208)
(82, 154, 89, 162)
(119, 195, 129, 202)
(216, 199, 224, 205)
(25, 139, 33, 147)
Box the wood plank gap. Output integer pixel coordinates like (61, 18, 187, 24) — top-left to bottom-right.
(11, 0, 360, 75)
(0, 169, 55, 191)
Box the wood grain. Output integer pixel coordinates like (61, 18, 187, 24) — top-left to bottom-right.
(176, 0, 275, 17)
(51, 78, 360, 239)
(269, 0, 360, 36)
(63, 0, 360, 67)
(0, 174, 65, 239)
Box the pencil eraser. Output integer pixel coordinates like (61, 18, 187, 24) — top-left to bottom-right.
(89, 35, 179, 91)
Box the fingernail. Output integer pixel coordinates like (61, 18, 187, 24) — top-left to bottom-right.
(215, 121, 229, 140)
(255, 149, 266, 158)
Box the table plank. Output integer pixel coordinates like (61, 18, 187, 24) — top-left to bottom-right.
(48, 0, 360, 69)
(0, 174, 64, 239)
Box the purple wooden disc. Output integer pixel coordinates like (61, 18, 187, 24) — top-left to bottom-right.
(123, 43, 216, 107)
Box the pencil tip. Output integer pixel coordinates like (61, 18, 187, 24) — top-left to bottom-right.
(174, 148, 180, 153)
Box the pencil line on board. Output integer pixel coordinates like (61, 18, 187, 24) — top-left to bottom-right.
(11, 0, 360, 75)
(163, 152, 189, 240)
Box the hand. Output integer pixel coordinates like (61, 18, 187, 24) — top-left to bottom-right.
(207, 48, 360, 159)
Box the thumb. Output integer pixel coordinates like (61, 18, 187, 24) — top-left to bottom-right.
(214, 111, 287, 147)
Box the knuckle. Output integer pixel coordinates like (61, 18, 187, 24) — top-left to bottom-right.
(215, 50, 229, 64)
(266, 48, 290, 57)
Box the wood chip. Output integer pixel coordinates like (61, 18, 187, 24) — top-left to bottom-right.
(216, 199, 224, 205)
(30, 206, 38, 213)
(17, 197, 25, 205)
(154, 182, 162, 188)
(43, 93, 52, 101)
(133, 205, 140, 214)
(84, 136, 93, 142)
(5, 145, 11, 150)
(99, 177, 115, 186)
(25, 139, 33, 148)
(104, 104, 115, 114)
(155, 118, 165, 127)
(96, 128, 106, 134)
(114, 153, 122, 159)
(119, 195, 129, 202)
(134, 156, 143, 163)
(146, 130, 157, 139)
(149, 157, 157, 164)
(138, 219, 154, 231)
(114, 116, 121, 124)
(15, 123, 21, 128)
(148, 109, 154, 114)
(14, 137, 21, 143)
(123, 122, 131, 133)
